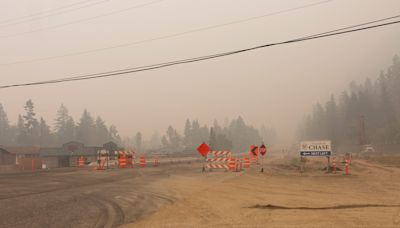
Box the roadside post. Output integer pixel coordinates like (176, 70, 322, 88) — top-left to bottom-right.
(197, 143, 210, 172)
(332, 157, 337, 174)
(345, 159, 349, 175)
(259, 143, 267, 172)
(299, 140, 332, 173)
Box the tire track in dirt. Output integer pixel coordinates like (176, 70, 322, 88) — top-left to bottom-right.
(355, 160, 398, 174)
(90, 196, 125, 228)
(250, 204, 400, 210)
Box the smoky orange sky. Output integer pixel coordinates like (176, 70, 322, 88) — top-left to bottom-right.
(1, 0, 400, 144)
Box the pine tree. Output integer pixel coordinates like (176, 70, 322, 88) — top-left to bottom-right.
(209, 127, 217, 150)
(135, 132, 142, 151)
(109, 125, 121, 144)
(39, 117, 52, 146)
(183, 119, 192, 147)
(77, 109, 95, 145)
(0, 103, 11, 145)
(95, 116, 109, 145)
(22, 100, 39, 145)
(16, 115, 27, 145)
(54, 104, 71, 144)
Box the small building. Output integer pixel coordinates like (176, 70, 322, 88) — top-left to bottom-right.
(40, 141, 101, 168)
(0, 148, 15, 166)
(0, 146, 42, 170)
(39, 141, 123, 168)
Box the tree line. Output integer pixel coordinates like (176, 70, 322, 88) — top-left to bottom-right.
(150, 116, 277, 152)
(0, 101, 277, 152)
(0, 100, 122, 147)
(298, 54, 400, 148)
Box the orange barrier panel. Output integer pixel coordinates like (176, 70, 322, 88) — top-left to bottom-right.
(139, 155, 146, 167)
(228, 157, 236, 171)
(78, 156, 84, 168)
(243, 155, 250, 168)
(119, 154, 127, 168)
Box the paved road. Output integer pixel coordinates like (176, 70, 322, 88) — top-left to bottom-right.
(0, 162, 197, 228)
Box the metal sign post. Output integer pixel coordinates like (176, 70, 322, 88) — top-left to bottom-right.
(260, 144, 267, 172)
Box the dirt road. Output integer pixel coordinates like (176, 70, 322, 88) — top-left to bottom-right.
(0, 162, 199, 228)
(126, 156, 400, 228)
(1, 156, 400, 228)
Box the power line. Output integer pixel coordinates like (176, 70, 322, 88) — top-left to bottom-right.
(0, 0, 332, 65)
(24, 14, 400, 85)
(0, 0, 165, 37)
(0, 0, 110, 27)
(1, 18, 399, 89)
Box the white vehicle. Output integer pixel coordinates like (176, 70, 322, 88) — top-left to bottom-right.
(362, 144, 375, 153)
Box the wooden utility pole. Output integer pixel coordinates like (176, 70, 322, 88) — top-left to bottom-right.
(359, 115, 366, 145)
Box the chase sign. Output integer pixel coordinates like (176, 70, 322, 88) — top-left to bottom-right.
(300, 140, 332, 156)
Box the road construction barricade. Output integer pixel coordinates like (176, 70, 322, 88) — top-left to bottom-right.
(243, 155, 250, 168)
(228, 157, 236, 171)
(96, 149, 109, 170)
(139, 155, 146, 167)
(153, 154, 159, 167)
(118, 151, 127, 168)
(78, 156, 85, 168)
(345, 153, 352, 165)
(126, 150, 134, 168)
(206, 151, 231, 171)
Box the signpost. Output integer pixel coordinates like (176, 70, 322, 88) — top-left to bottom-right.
(260, 144, 267, 172)
(299, 140, 332, 172)
(197, 143, 210, 172)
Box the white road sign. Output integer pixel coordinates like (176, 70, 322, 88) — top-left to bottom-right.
(300, 140, 332, 156)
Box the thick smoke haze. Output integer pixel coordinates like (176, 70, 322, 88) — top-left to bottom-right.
(1, 0, 400, 144)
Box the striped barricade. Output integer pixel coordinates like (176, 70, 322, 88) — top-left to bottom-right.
(209, 151, 231, 156)
(206, 151, 231, 171)
(139, 155, 146, 167)
(228, 157, 236, 171)
(206, 157, 230, 162)
(243, 155, 250, 168)
(206, 164, 229, 170)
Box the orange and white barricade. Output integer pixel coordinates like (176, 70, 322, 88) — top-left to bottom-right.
(139, 155, 146, 167)
(228, 157, 236, 171)
(243, 155, 250, 168)
(206, 151, 231, 171)
(97, 150, 109, 170)
(119, 152, 127, 168)
(78, 156, 85, 168)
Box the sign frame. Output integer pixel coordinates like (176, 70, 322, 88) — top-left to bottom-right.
(299, 140, 332, 157)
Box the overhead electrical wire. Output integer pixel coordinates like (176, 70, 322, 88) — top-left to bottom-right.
(0, 0, 110, 28)
(20, 14, 400, 85)
(0, 0, 332, 65)
(1, 17, 399, 89)
(0, 0, 165, 38)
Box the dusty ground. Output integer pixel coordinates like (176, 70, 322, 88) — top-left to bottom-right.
(126, 155, 400, 228)
(0, 161, 199, 228)
(1, 155, 400, 228)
